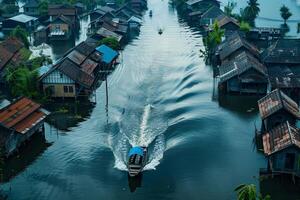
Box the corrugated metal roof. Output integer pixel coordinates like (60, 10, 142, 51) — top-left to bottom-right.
(263, 121, 300, 155)
(219, 51, 267, 83)
(9, 14, 38, 23)
(258, 89, 300, 119)
(218, 32, 259, 61)
(96, 44, 118, 64)
(0, 97, 47, 134)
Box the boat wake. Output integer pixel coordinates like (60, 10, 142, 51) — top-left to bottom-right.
(107, 104, 167, 171)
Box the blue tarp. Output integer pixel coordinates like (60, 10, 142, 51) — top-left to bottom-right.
(128, 147, 144, 157)
(95, 44, 118, 64)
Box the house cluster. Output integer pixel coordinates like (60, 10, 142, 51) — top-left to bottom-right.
(86, 0, 146, 45)
(257, 89, 300, 177)
(181, 0, 300, 179)
(38, 41, 118, 99)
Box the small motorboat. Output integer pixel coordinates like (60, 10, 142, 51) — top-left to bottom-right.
(149, 10, 153, 17)
(127, 146, 147, 177)
(158, 28, 163, 35)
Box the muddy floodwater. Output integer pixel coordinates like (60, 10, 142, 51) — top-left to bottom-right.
(2, 0, 300, 199)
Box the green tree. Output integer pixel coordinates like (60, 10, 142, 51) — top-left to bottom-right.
(240, 21, 251, 32)
(280, 5, 292, 24)
(235, 184, 271, 200)
(10, 26, 30, 48)
(99, 37, 120, 50)
(224, 1, 237, 17)
(203, 21, 224, 55)
(5, 66, 39, 98)
(242, 0, 260, 26)
(38, 1, 49, 16)
(2, 4, 18, 16)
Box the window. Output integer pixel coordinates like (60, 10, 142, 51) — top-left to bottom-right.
(69, 86, 74, 93)
(63, 85, 74, 93)
(60, 73, 63, 78)
(64, 86, 68, 93)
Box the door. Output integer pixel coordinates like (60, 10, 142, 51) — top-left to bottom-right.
(285, 153, 295, 170)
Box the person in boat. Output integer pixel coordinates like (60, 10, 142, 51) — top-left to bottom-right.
(149, 10, 153, 17)
(127, 146, 147, 177)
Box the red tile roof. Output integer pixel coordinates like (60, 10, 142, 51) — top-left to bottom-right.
(263, 121, 300, 155)
(0, 97, 47, 134)
(258, 89, 300, 119)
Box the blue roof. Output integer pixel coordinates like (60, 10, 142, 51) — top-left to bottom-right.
(38, 65, 51, 76)
(95, 44, 118, 64)
(128, 147, 144, 157)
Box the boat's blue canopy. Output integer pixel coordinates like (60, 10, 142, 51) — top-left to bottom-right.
(128, 147, 144, 157)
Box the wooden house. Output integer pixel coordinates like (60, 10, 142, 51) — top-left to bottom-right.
(40, 42, 103, 98)
(114, 3, 142, 21)
(129, 0, 147, 12)
(48, 4, 79, 30)
(258, 89, 300, 132)
(216, 32, 260, 63)
(75, 2, 86, 15)
(0, 97, 49, 157)
(262, 121, 300, 177)
(185, 0, 220, 13)
(218, 51, 268, 94)
(215, 15, 239, 37)
(0, 37, 24, 81)
(90, 27, 123, 43)
(127, 16, 142, 29)
(246, 27, 282, 41)
(96, 44, 119, 71)
(90, 6, 115, 22)
(267, 65, 300, 102)
(199, 5, 225, 27)
(23, 0, 39, 16)
(262, 39, 300, 68)
(49, 15, 73, 40)
(2, 14, 38, 32)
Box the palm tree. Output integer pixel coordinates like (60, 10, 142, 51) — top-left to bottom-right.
(280, 5, 292, 24)
(242, 0, 260, 26)
(235, 184, 271, 200)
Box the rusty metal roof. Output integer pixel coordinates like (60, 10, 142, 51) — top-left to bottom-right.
(219, 51, 267, 83)
(258, 89, 300, 119)
(48, 5, 76, 16)
(263, 121, 300, 155)
(0, 97, 47, 134)
(218, 32, 259, 61)
(0, 37, 24, 71)
(67, 50, 87, 65)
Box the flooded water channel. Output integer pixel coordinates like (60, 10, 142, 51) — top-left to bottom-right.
(2, 0, 300, 199)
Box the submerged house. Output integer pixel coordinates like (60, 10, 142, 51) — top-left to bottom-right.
(48, 4, 79, 31)
(40, 42, 104, 98)
(48, 15, 73, 40)
(199, 5, 225, 27)
(96, 44, 119, 71)
(185, 0, 220, 13)
(258, 89, 300, 132)
(0, 97, 48, 157)
(262, 39, 300, 68)
(215, 15, 239, 37)
(2, 14, 38, 32)
(23, 0, 40, 16)
(262, 121, 300, 177)
(129, 0, 147, 12)
(216, 32, 260, 64)
(89, 6, 115, 22)
(247, 27, 282, 41)
(89, 27, 123, 43)
(218, 51, 268, 94)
